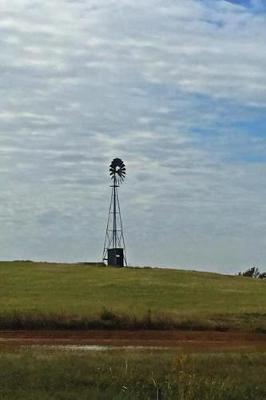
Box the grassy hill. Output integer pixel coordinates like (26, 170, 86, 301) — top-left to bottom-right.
(0, 261, 265, 331)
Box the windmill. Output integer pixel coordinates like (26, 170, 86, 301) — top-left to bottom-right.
(102, 158, 127, 267)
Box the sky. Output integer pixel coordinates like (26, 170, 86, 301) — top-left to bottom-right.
(0, 0, 266, 273)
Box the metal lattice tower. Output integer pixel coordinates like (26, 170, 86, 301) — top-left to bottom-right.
(102, 158, 127, 267)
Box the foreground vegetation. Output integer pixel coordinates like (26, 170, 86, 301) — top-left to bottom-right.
(0, 261, 266, 331)
(0, 349, 265, 399)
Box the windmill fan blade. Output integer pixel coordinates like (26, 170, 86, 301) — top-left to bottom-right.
(109, 158, 126, 183)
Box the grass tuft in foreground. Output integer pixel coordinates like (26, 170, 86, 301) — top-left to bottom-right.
(0, 349, 265, 399)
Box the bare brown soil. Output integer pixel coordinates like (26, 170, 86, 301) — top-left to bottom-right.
(0, 330, 266, 351)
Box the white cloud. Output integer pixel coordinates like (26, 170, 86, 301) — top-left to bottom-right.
(0, 0, 266, 271)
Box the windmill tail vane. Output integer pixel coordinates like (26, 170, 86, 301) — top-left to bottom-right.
(103, 158, 127, 267)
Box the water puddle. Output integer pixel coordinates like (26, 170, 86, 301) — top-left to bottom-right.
(27, 345, 173, 352)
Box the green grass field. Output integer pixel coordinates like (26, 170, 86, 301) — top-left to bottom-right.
(1, 261, 266, 399)
(0, 261, 265, 331)
(0, 348, 265, 399)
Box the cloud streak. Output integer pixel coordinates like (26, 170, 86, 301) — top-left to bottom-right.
(0, 0, 266, 272)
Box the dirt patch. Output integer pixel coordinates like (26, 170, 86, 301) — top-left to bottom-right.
(0, 330, 266, 351)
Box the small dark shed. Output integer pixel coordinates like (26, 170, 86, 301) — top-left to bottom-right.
(107, 248, 124, 267)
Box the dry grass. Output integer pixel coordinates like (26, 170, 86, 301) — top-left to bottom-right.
(0, 349, 266, 399)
